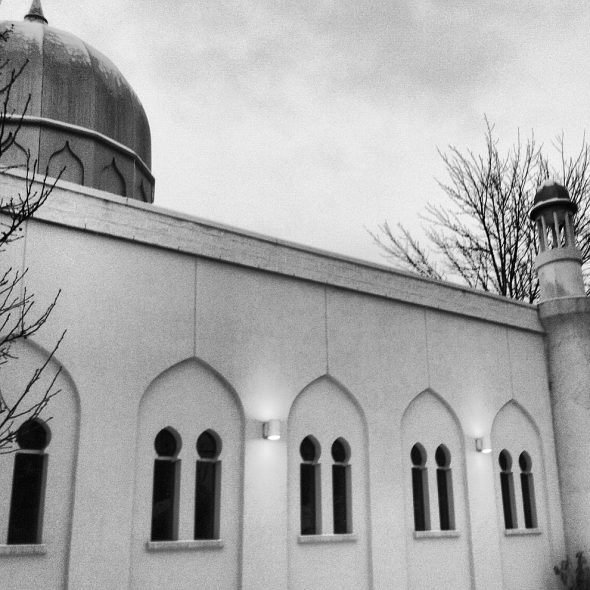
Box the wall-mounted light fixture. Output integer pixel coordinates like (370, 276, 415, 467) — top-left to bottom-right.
(475, 436, 492, 454)
(263, 419, 281, 441)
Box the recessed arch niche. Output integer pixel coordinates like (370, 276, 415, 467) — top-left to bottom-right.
(0, 338, 79, 589)
(130, 357, 244, 590)
(99, 158, 126, 196)
(288, 375, 371, 590)
(401, 389, 471, 589)
(1, 139, 29, 170)
(491, 400, 551, 589)
(47, 141, 84, 184)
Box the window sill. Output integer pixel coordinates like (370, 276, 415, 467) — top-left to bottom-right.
(504, 528, 542, 537)
(145, 539, 224, 552)
(0, 544, 47, 556)
(413, 530, 460, 540)
(298, 533, 358, 544)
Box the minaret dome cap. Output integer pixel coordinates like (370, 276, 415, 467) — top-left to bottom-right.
(529, 180, 578, 221)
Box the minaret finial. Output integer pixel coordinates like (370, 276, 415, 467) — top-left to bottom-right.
(25, 0, 48, 25)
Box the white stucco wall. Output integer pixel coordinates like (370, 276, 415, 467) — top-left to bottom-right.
(0, 178, 565, 589)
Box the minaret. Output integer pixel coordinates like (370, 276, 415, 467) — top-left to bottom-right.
(530, 180, 590, 555)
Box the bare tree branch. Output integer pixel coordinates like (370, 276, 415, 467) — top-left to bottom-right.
(372, 119, 590, 303)
(0, 26, 64, 451)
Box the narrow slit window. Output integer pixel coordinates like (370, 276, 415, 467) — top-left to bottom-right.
(331, 438, 352, 534)
(7, 419, 50, 544)
(151, 428, 181, 541)
(300, 435, 321, 535)
(499, 450, 517, 529)
(410, 443, 430, 532)
(519, 451, 538, 529)
(435, 444, 455, 530)
(195, 430, 221, 540)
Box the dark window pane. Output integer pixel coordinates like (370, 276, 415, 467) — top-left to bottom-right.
(437, 468, 455, 530)
(412, 467, 429, 531)
(154, 429, 178, 457)
(519, 451, 532, 472)
(300, 463, 319, 534)
(300, 436, 318, 462)
(331, 439, 348, 463)
(16, 420, 49, 451)
(521, 472, 538, 529)
(411, 444, 425, 467)
(435, 445, 450, 468)
(195, 460, 220, 539)
(332, 464, 351, 534)
(499, 450, 511, 472)
(197, 431, 218, 460)
(500, 472, 517, 529)
(151, 459, 179, 541)
(8, 453, 47, 544)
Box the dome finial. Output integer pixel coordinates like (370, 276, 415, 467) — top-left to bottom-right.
(25, 0, 48, 25)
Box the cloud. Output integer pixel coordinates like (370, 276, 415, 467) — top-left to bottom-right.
(3, 0, 590, 264)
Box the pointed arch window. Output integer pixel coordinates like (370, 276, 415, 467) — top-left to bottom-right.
(410, 443, 430, 532)
(519, 451, 538, 529)
(435, 444, 455, 530)
(7, 419, 50, 544)
(300, 435, 321, 535)
(151, 428, 181, 541)
(331, 438, 352, 534)
(499, 450, 517, 529)
(195, 430, 221, 540)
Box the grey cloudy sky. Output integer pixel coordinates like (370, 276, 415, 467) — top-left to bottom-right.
(2, 0, 589, 263)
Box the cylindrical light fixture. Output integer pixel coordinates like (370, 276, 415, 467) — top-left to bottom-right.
(475, 436, 492, 453)
(263, 419, 281, 441)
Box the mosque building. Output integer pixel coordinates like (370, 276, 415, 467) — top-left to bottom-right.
(1, 2, 590, 589)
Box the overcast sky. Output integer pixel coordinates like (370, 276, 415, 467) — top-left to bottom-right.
(2, 0, 589, 264)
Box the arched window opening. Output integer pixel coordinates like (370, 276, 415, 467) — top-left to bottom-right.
(410, 443, 430, 532)
(519, 451, 538, 529)
(300, 435, 321, 535)
(195, 430, 221, 540)
(7, 419, 50, 544)
(435, 444, 455, 530)
(499, 450, 517, 529)
(331, 438, 352, 534)
(151, 427, 181, 541)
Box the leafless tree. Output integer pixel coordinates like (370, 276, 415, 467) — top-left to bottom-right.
(371, 119, 590, 303)
(0, 26, 64, 452)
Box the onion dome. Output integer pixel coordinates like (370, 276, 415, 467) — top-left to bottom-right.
(0, 1, 154, 202)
